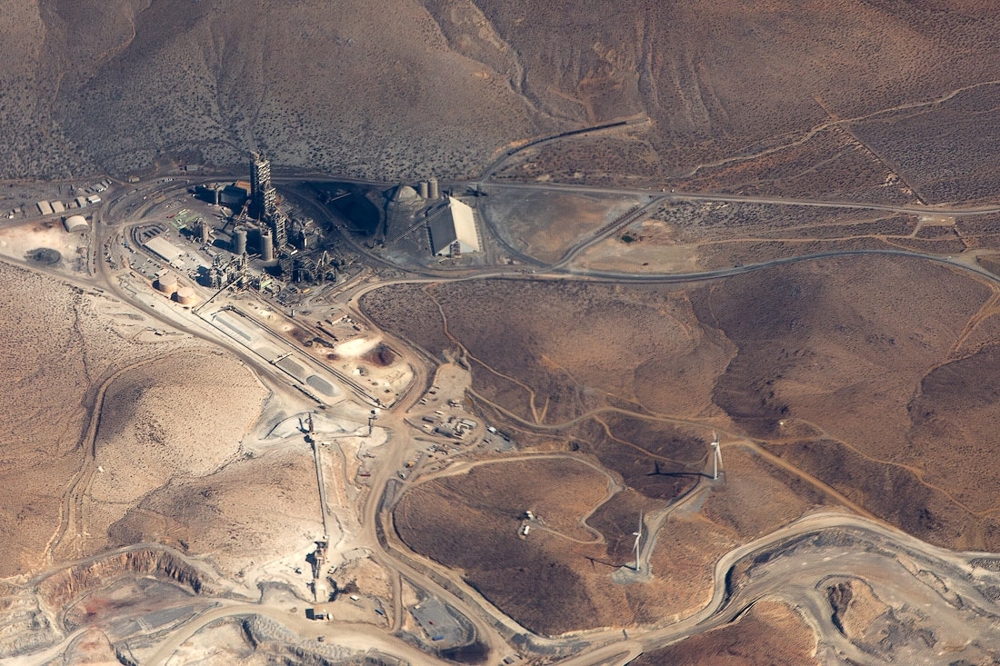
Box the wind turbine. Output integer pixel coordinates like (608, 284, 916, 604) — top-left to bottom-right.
(710, 432, 723, 480)
(632, 512, 643, 571)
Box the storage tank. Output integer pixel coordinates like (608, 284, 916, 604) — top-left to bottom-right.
(174, 286, 198, 306)
(155, 273, 178, 295)
(200, 219, 211, 244)
(232, 227, 247, 255)
(260, 228, 274, 262)
(417, 181, 429, 198)
(427, 177, 439, 200)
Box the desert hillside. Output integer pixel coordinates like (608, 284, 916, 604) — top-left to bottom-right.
(2, 0, 1000, 201)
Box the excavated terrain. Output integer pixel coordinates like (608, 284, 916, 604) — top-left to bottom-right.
(0, 259, 308, 584)
(108, 448, 325, 578)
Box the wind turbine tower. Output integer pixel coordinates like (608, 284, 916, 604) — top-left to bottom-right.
(633, 512, 643, 571)
(710, 432, 723, 480)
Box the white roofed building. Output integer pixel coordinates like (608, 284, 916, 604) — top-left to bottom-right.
(64, 215, 89, 232)
(429, 197, 480, 256)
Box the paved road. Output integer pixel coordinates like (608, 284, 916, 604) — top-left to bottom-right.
(145, 602, 433, 665)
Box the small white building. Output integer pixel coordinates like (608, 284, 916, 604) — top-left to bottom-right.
(429, 197, 480, 256)
(63, 215, 89, 232)
(144, 236, 185, 264)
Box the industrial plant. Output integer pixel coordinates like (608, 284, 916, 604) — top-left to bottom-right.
(191, 153, 341, 297)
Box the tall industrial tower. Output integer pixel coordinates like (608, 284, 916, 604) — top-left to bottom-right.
(270, 210, 288, 247)
(250, 152, 277, 221)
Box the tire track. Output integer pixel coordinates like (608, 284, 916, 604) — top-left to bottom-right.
(42, 352, 177, 563)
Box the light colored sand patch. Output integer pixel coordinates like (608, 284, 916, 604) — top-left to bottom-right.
(574, 231, 702, 274)
(0, 220, 88, 269)
(335, 336, 380, 358)
(90, 350, 268, 506)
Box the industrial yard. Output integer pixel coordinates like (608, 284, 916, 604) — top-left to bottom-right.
(4, 133, 1000, 666)
(1, 153, 1000, 663)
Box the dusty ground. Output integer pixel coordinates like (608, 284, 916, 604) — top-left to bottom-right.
(480, 189, 648, 263)
(0, 219, 91, 275)
(571, 201, 1000, 275)
(89, 351, 266, 509)
(0, 257, 328, 593)
(0, 261, 193, 577)
(107, 448, 325, 581)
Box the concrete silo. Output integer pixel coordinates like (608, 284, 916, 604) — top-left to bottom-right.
(232, 227, 247, 255)
(260, 228, 275, 262)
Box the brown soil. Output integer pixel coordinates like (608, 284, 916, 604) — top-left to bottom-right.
(361, 343, 397, 367)
(367, 253, 1000, 556)
(362, 279, 733, 425)
(567, 416, 705, 502)
(108, 448, 324, 577)
(394, 458, 708, 635)
(0, 262, 189, 577)
(826, 577, 890, 647)
(83, 349, 269, 560)
(699, 447, 829, 541)
(58, 628, 120, 664)
(628, 599, 818, 665)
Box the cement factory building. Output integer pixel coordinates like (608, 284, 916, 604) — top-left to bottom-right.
(250, 152, 277, 220)
(250, 152, 288, 246)
(430, 197, 480, 256)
